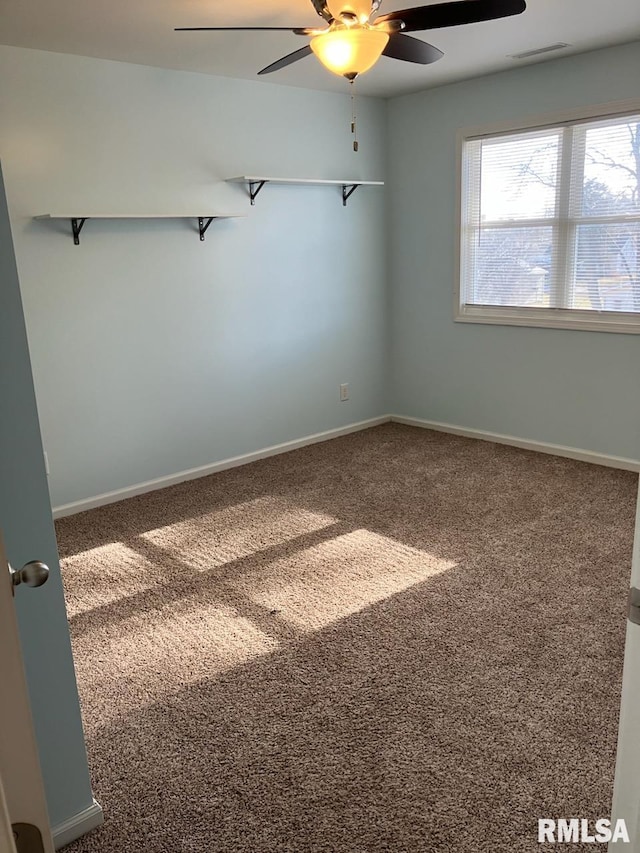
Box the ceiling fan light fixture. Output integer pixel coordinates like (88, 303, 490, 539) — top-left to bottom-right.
(310, 27, 389, 78)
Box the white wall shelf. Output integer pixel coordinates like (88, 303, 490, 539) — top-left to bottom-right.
(33, 213, 245, 245)
(225, 176, 384, 207)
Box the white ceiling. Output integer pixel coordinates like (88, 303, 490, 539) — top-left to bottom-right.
(1, 0, 639, 98)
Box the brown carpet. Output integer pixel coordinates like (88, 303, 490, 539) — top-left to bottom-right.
(56, 424, 637, 852)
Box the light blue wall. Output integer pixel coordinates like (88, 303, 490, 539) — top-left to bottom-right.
(387, 42, 640, 460)
(0, 162, 94, 827)
(0, 46, 388, 509)
(5, 42, 639, 514)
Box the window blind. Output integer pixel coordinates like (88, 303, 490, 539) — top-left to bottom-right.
(460, 112, 640, 322)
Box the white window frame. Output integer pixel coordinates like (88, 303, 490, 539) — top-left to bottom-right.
(455, 99, 640, 334)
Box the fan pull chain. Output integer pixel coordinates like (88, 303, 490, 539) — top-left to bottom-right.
(350, 81, 358, 153)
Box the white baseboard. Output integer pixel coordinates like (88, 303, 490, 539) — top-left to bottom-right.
(53, 413, 639, 518)
(52, 799, 103, 849)
(52, 416, 392, 518)
(391, 415, 640, 473)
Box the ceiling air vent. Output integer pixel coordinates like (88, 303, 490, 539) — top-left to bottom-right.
(509, 43, 571, 60)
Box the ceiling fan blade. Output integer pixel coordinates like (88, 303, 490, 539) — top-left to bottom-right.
(373, 19, 406, 34)
(375, 0, 526, 32)
(258, 45, 313, 75)
(175, 27, 317, 35)
(382, 33, 444, 64)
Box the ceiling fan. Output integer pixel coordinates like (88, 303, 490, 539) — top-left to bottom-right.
(176, 0, 527, 81)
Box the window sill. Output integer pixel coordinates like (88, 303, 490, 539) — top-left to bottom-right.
(455, 306, 640, 335)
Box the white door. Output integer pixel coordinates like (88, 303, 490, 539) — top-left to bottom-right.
(0, 531, 54, 853)
(610, 480, 640, 850)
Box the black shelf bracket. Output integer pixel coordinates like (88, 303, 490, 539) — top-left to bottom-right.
(71, 217, 87, 245)
(248, 180, 267, 205)
(198, 217, 216, 241)
(342, 184, 359, 207)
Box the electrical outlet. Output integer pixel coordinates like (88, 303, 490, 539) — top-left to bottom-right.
(340, 383, 350, 402)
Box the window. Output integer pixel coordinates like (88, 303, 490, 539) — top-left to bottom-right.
(457, 104, 640, 333)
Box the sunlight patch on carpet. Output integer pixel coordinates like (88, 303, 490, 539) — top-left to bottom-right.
(72, 596, 278, 729)
(233, 529, 458, 631)
(140, 496, 338, 571)
(62, 541, 161, 618)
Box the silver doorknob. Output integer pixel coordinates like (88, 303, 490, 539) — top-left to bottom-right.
(11, 560, 49, 589)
